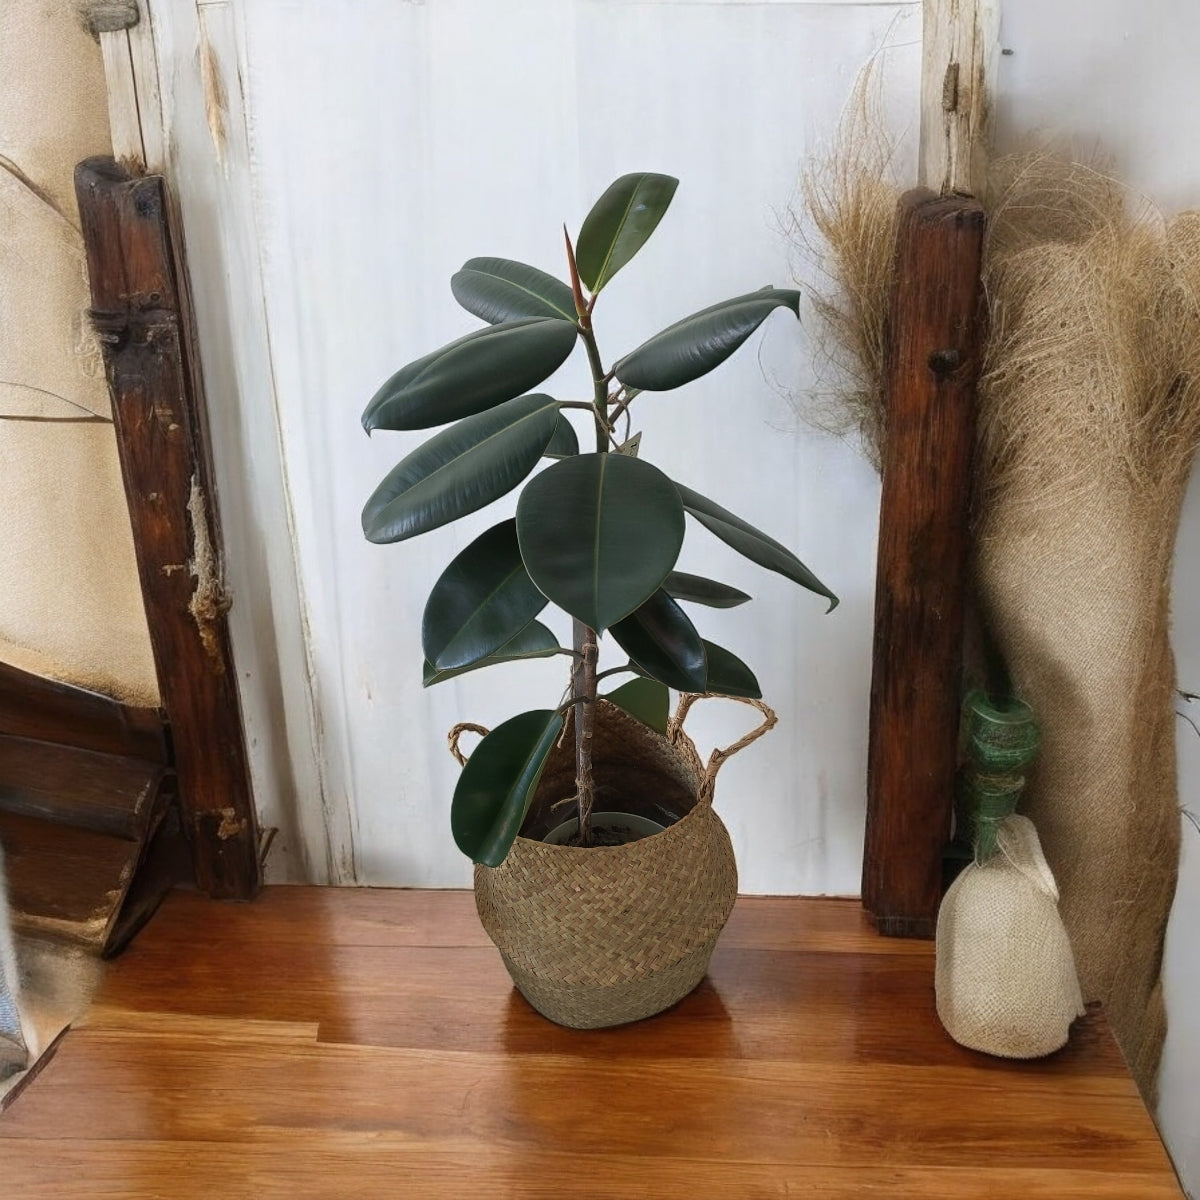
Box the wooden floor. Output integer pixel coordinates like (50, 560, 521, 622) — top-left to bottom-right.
(0, 888, 1182, 1198)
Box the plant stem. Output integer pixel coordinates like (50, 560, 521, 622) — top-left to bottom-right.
(573, 619, 599, 844)
(571, 322, 610, 846)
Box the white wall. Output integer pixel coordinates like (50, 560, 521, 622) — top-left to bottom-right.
(224, 0, 919, 892)
(993, 1, 1200, 1192)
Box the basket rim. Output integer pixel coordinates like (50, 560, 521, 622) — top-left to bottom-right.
(506, 784, 713, 859)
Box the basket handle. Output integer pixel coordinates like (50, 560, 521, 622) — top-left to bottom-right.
(447, 722, 490, 767)
(668, 693, 778, 803)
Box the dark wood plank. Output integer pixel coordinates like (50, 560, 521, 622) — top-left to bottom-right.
(863, 189, 986, 937)
(0, 735, 164, 840)
(0, 889, 1179, 1198)
(103, 802, 192, 959)
(0, 812, 139, 947)
(0, 660, 166, 763)
(0, 780, 180, 953)
(74, 157, 260, 900)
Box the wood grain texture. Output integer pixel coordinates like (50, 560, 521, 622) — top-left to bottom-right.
(0, 888, 1179, 1198)
(920, 0, 999, 194)
(74, 157, 260, 900)
(0, 813, 145, 947)
(863, 190, 986, 938)
(0, 660, 166, 763)
(0, 735, 164, 840)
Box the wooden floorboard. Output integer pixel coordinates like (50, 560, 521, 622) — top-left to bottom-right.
(0, 888, 1181, 1198)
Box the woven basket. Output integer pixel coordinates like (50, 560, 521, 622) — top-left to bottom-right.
(454, 694, 775, 1029)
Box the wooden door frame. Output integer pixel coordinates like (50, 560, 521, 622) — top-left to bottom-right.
(90, 1, 350, 883)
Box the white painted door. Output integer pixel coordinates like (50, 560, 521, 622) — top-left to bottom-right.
(140, 0, 921, 889)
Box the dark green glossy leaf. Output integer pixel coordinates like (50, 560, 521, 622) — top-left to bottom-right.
(362, 394, 559, 544)
(451, 709, 563, 866)
(664, 570, 751, 609)
(702, 639, 761, 699)
(422, 520, 549, 671)
(544, 413, 579, 459)
(516, 452, 684, 632)
(604, 676, 670, 735)
(576, 173, 679, 294)
(609, 589, 707, 693)
(363, 317, 577, 431)
(451, 257, 578, 324)
(423, 621, 559, 687)
(614, 287, 801, 392)
(675, 481, 838, 610)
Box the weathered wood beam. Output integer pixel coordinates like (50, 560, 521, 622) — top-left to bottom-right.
(920, 0, 1000, 196)
(862, 189, 986, 937)
(74, 156, 261, 900)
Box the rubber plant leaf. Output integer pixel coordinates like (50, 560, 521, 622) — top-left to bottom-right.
(362, 394, 559, 544)
(603, 676, 670, 736)
(451, 709, 563, 866)
(663, 570, 751, 609)
(613, 288, 800, 392)
(544, 413, 579, 459)
(674, 480, 838, 610)
(609, 589, 708, 693)
(516, 452, 684, 632)
(422, 519, 550, 671)
(363, 317, 577, 431)
(451, 257, 578, 325)
(702, 639, 761, 699)
(423, 621, 559, 687)
(575, 173, 679, 294)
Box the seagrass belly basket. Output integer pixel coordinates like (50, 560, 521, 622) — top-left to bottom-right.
(453, 694, 775, 1029)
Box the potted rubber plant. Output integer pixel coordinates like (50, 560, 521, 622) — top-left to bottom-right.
(362, 173, 835, 1027)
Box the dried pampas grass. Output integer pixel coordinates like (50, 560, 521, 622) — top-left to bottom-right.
(795, 75, 901, 470)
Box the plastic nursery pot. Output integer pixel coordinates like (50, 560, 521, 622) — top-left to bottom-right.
(542, 810, 669, 847)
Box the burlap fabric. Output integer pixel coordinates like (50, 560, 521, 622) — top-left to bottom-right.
(465, 696, 774, 1029)
(936, 815, 1084, 1058)
(974, 175, 1200, 1093)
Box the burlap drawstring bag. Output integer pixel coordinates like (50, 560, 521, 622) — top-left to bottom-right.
(454, 694, 775, 1029)
(936, 814, 1085, 1058)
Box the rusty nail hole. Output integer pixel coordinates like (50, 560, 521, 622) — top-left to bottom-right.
(928, 348, 961, 375)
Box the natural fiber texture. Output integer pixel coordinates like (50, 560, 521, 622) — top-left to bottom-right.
(471, 697, 773, 1028)
(798, 73, 902, 470)
(936, 815, 1085, 1058)
(973, 167, 1200, 1094)
(799, 147, 1200, 1095)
